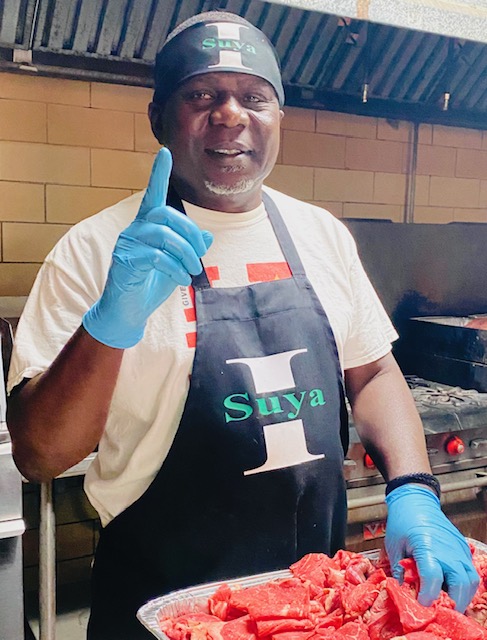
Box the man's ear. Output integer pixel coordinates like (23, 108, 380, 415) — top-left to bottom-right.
(148, 102, 165, 145)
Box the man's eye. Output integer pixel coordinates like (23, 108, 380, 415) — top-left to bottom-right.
(189, 91, 214, 100)
(246, 95, 263, 103)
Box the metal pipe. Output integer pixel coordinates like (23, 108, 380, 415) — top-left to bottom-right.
(0, 518, 25, 538)
(39, 481, 56, 640)
(28, 0, 42, 51)
(347, 473, 487, 510)
(404, 121, 419, 223)
(32, 455, 96, 640)
(0, 60, 152, 87)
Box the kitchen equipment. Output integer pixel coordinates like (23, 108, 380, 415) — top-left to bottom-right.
(404, 315, 487, 392)
(0, 318, 25, 640)
(345, 375, 487, 552)
(339, 220, 487, 554)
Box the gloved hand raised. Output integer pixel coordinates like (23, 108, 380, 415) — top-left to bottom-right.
(83, 147, 213, 349)
(385, 484, 480, 613)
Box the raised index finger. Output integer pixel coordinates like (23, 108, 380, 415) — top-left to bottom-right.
(138, 146, 172, 218)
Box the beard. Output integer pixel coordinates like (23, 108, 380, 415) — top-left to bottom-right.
(204, 178, 256, 196)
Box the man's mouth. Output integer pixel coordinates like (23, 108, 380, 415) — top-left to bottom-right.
(205, 148, 250, 159)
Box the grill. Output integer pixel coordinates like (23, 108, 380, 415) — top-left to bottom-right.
(347, 376, 487, 489)
(345, 376, 487, 553)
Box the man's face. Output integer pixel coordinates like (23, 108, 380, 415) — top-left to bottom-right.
(152, 72, 283, 212)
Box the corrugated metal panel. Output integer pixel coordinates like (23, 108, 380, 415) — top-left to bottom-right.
(1, 0, 487, 128)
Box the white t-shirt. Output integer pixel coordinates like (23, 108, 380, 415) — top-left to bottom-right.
(8, 186, 397, 526)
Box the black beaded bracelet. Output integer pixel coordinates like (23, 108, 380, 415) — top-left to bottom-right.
(385, 472, 441, 499)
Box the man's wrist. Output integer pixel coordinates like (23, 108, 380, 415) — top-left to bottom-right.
(385, 472, 441, 499)
(82, 305, 144, 349)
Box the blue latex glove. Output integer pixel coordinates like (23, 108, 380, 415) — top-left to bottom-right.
(385, 484, 480, 613)
(83, 147, 213, 348)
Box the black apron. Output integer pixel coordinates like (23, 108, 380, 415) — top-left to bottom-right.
(87, 193, 349, 640)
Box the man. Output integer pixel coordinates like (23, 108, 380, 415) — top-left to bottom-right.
(7, 11, 479, 640)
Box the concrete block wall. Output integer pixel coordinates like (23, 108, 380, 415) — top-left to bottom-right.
(266, 107, 487, 224)
(0, 72, 157, 296)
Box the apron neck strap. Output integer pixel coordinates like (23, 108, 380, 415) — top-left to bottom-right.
(262, 191, 306, 277)
(167, 187, 306, 290)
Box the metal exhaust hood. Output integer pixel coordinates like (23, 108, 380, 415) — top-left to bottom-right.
(264, 0, 487, 45)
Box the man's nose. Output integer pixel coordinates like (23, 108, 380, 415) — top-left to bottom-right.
(210, 96, 249, 127)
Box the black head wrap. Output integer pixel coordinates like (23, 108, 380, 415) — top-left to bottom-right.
(153, 12, 285, 107)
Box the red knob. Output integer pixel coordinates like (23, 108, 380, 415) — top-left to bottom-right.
(364, 453, 376, 469)
(445, 436, 465, 456)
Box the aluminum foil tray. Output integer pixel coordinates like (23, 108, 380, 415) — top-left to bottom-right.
(137, 568, 292, 639)
(137, 552, 379, 639)
(137, 540, 487, 639)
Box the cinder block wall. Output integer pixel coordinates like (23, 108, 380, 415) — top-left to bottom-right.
(267, 107, 487, 224)
(2, 70, 487, 298)
(0, 72, 156, 296)
(2, 69, 487, 588)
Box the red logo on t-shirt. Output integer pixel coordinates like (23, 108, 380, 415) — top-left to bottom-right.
(247, 262, 291, 282)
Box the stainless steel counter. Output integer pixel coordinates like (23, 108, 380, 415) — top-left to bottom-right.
(0, 316, 25, 640)
(0, 434, 25, 640)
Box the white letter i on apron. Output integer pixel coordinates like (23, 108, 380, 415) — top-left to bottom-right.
(226, 349, 325, 475)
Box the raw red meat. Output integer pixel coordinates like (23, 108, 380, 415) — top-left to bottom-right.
(157, 549, 487, 640)
(254, 617, 313, 636)
(465, 318, 487, 330)
(341, 572, 384, 618)
(399, 558, 419, 588)
(315, 588, 340, 614)
(434, 608, 485, 640)
(366, 589, 403, 640)
(221, 616, 257, 640)
(209, 584, 248, 622)
(468, 547, 487, 627)
(270, 632, 314, 640)
(158, 612, 224, 640)
(367, 613, 403, 640)
(385, 578, 436, 632)
(313, 609, 343, 631)
(229, 578, 311, 620)
(344, 556, 375, 586)
(290, 553, 344, 594)
(332, 620, 369, 640)
(421, 621, 451, 638)
(394, 633, 445, 640)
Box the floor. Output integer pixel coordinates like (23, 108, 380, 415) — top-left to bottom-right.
(24, 582, 90, 640)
